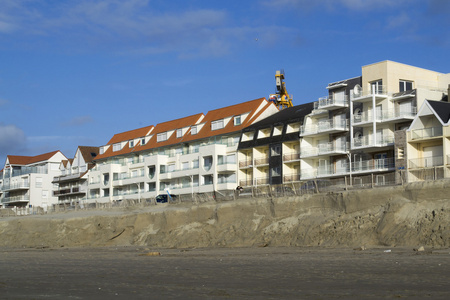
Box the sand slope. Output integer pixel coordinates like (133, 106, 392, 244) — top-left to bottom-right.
(0, 180, 449, 248)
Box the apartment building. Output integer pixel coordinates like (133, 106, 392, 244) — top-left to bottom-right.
(0, 151, 67, 208)
(300, 77, 361, 180)
(87, 98, 278, 203)
(237, 102, 314, 187)
(52, 146, 99, 205)
(402, 96, 450, 183)
(297, 60, 450, 186)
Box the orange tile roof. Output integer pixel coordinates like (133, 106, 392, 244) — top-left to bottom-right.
(107, 125, 154, 145)
(78, 146, 99, 163)
(7, 150, 65, 166)
(94, 98, 275, 161)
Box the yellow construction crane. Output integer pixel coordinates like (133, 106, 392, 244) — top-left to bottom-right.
(269, 70, 293, 109)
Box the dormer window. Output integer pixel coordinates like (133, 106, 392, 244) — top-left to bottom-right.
(234, 116, 242, 126)
(191, 126, 198, 135)
(212, 119, 224, 130)
(129, 140, 135, 148)
(141, 137, 146, 145)
(176, 129, 182, 138)
(113, 143, 121, 152)
(157, 132, 167, 142)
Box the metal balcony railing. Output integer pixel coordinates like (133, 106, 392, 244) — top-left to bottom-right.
(409, 156, 443, 169)
(301, 119, 348, 135)
(411, 127, 443, 140)
(314, 96, 349, 110)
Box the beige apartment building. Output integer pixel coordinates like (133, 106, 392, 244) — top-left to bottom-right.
(300, 60, 450, 186)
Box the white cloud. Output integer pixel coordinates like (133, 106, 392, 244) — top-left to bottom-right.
(0, 123, 26, 154)
(0, 1, 238, 58)
(263, 0, 407, 11)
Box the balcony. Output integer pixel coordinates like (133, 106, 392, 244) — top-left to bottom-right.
(1, 182, 30, 192)
(300, 142, 348, 158)
(411, 127, 443, 140)
(314, 95, 349, 111)
(352, 157, 395, 173)
(300, 157, 395, 179)
(352, 135, 394, 149)
(409, 156, 443, 169)
(350, 86, 388, 102)
(2, 195, 30, 204)
(381, 108, 416, 123)
(391, 89, 416, 101)
(254, 157, 269, 166)
(53, 186, 87, 196)
(353, 112, 374, 125)
(283, 173, 300, 182)
(239, 159, 253, 169)
(283, 152, 300, 162)
(300, 119, 348, 136)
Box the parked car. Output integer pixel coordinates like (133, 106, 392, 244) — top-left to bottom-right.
(155, 194, 177, 203)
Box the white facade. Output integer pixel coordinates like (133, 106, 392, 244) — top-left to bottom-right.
(0, 151, 67, 208)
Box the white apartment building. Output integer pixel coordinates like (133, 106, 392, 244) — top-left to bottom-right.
(52, 146, 99, 205)
(87, 98, 278, 203)
(0, 151, 67, 208)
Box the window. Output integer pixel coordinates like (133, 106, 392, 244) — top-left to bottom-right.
(211, 119, 224, 130)
(203, 175, 213, 185)
(141, 137, 146, 145)
(227, 154, 236, 164)
(113, 143, 121, 152)
(99, 147, 105, 155)
(148, 166, 155, 178)
(371, 80, 383, 94)
(35, 177, 42, 188)
(192, 159, 199, 169)
(399, 80, 413, 92)
(182, 161, 189, 170)
(157, 132, 167, 142)
(191, 126, 198, 135)
(234, 116, 242, 126)
(176, 129, 182, 138)
(203, 156, 213, 171)
(271, 144, 281, 156)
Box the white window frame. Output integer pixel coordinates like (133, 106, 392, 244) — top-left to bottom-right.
(234, 116, 242, 126)
(157, 132, 167, 142)
(191, 126, 198, 135)
(113, 143, 121, 152)
(211, 119, 224, 130)
(176, 129, 183, 138)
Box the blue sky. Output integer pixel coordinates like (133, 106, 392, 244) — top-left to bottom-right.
(1, 0, 449, 164)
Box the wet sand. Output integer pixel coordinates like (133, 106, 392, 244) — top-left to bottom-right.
(0, 246, 449, 299)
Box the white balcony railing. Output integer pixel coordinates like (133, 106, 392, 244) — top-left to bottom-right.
(409, 156, 443, 169)
(300, 142, 348, 157)
(352, 135, 394, 148)
(301, 119, 348, 136)
(314, 96, 349, 110)
(300, 157, 395, 179)
(411, 127, 443, 140)
(350, 85, 387, 100)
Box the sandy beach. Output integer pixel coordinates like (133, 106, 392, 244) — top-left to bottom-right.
(1, 246, 449, 299)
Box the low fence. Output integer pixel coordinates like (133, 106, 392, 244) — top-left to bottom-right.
(1, 172, 401, 217)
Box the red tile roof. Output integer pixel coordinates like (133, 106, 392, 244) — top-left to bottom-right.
(7, 150, 65, 166)
(94, 98, 276, 160)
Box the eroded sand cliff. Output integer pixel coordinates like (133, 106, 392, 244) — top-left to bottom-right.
(0, 181, 449, 248)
